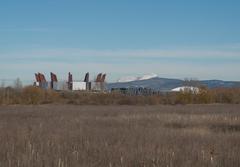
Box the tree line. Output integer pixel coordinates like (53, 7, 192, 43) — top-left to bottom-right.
(0, 78, 240, 105)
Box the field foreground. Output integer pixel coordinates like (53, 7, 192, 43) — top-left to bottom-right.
(0, 104, 240, 167)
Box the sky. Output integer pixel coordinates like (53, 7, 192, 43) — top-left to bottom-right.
(0, 0, 240, 85)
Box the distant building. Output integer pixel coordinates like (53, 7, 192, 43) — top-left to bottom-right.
(33, 72, 107, 92)
(111, 86, 156, 96)
(171, 86, 200, 94)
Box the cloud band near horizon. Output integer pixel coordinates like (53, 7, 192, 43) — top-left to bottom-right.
(0, 48, 240, 83)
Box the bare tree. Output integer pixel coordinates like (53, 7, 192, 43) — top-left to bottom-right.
(183, 78, 201, 87)
(14, 78, 23, 90)
(0, 80, 5, 88)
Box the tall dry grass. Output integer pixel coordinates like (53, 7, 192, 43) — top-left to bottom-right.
(0, 105, 240, 167)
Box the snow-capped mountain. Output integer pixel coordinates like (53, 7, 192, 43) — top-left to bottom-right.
(140, 74, 158, 80)
(117, 74, 158, 83)
(108, 77, 240, 92)
(117, 76, 138, 83)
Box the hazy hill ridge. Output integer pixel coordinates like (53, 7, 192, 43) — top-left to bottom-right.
(107, 77, 240, 91)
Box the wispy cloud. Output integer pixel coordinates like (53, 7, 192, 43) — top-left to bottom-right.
(0, 27, 50, 32)
(0, 61, 239, 82)
(1, 47, 240, 82)
(226, 43, 240, 49)
(1, 48, 240, 60)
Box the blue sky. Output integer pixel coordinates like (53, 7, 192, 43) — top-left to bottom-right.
(0, 0, 240, 84)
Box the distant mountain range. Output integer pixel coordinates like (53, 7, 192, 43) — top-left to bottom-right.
(117, 73, 158, 82)
(107, 77, 240, 92)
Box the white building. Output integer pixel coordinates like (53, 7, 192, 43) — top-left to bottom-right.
(171, 86, 200, 94)
(72, 82, 86, 91)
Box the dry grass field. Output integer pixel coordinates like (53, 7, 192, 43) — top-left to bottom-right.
(0, 104, 240, 167)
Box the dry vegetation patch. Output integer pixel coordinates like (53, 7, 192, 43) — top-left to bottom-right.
(0, 104, 240, 167)
(1, 86, 240, 105)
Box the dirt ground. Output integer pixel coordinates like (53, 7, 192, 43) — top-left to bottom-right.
(0, 104, 240, 167)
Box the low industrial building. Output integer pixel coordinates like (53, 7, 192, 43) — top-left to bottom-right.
(34, 72, 107, 92)
(72, 81, 86, 91)
(111, 87, 156, 96)
(171, 86, 200, 93)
